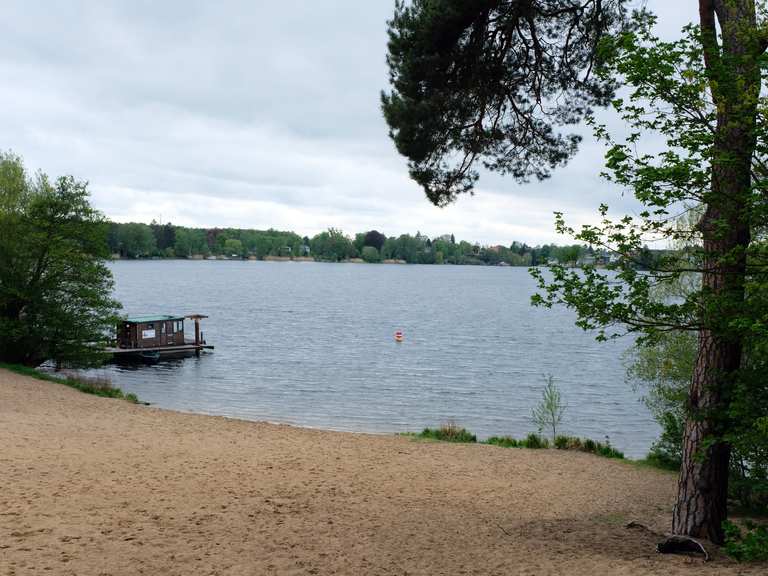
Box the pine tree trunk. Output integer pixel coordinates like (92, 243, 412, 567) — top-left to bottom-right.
(672, 333, 738, 543)
(672, 0, 760, 545)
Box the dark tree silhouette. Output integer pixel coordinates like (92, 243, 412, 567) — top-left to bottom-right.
(382, 0, 628, 205)
(363, 230, 387, 251)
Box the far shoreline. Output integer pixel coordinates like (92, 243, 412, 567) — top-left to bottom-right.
(108, 255, 604, 268)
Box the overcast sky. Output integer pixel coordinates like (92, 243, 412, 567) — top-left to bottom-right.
(1, 1, 694, 245)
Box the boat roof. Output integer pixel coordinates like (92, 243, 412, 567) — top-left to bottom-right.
(124, 314, 185, 323)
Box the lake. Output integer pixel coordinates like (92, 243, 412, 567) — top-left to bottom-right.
(93, 260, 658, 458)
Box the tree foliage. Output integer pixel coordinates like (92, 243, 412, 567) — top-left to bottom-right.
(150, 220, 175, 254)
(363, 229, 387, 252)
(105, 219, 599, 266)
(383, 0, 768, 544)
(382, 0, 628, 205)
(0, 152, 120, 367)
(114, 222, 156, 258)
(531, 374, 566, 443)
(529, 8, 768, 541)
(627, 290, 768, 512)
(309, 228, 357, 262)
(361, 246, 382, 263)
(224, 238, 244, 256)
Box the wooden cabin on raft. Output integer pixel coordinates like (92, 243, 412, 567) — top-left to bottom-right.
(108, 314, 213, 362)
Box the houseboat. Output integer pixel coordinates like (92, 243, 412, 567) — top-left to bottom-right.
(107, 314, 214, 362)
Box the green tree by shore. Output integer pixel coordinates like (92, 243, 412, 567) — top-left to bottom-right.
(104, 219, 597, 268)
(0, 152, 120, 367)
(381, 0, 768, 544)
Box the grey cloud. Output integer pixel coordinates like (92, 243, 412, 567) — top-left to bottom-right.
(1, 1, 700, 245)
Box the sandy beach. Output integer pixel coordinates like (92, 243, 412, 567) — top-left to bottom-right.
(0, 368, 762, 575)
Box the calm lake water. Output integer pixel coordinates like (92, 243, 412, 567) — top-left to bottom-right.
(91, 260, 658, 458)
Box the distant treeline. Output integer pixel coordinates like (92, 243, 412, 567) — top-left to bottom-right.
(107, 221, 655, 267)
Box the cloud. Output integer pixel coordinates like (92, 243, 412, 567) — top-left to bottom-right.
(0, 0, 697, 245)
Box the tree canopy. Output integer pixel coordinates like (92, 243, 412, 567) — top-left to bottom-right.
(384, 0, 768, 545)
(538, 6, 768, 544)
(0, 152, 120, 367)
(104, 220, 598, 267)
(382, 0, 628, 205)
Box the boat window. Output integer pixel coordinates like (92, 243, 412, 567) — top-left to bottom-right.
(176, 320, 183, 332)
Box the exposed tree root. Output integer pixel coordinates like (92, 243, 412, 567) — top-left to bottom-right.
(625, 521, 713, 561)
(656, 535, 713, 561)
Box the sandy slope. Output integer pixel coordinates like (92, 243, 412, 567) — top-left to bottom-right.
(0, 368, 762, 575)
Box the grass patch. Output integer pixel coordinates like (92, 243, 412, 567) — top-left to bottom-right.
(485, 435, 520, 448)
(616, 457, 679, 476)
(555, 435, 624, 459)
(407, 423, 477, 443)
(0, 363, 140, 403)
(403, 426, 626, 460)
(486, 433, 550, 449)
(636, 451, 680, 471)
(485, 433, 623, 458)
(523, 433, 549, 449)
(405, 427, 626, 461)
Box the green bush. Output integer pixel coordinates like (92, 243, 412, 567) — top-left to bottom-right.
(566, 436, 583, 450)
(486, 436, 519, 448)
(551, 434, 624, 459)
(642, 450, 680, 471)
(594, 439, 624, 459)
(645, 411, 684, 469)
(522, 433, 548, 449)
(723, 520, 768, 562)
(361, 245, 381, 263)
(407, 427, 625, 461)
(418, 424, 476, 443)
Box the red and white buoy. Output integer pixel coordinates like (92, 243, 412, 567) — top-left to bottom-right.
(394, 330, 404, 343)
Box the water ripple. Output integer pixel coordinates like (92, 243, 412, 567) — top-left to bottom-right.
(93, 261, 658, 458)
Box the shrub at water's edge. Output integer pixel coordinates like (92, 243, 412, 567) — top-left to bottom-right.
(0, 153, 122, 368)
(485, 435, 520, 448)
(403, 426, 624, 459)
(0, 363, 139, 403)
(561, 436, 624, 459)
(486, 433, 551, 449)
(487, 433, 623, 458)
(410, 424, 477, 443)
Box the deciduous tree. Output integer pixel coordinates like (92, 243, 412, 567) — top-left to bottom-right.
(363, 230, 387, 252)
(0, 152, 120, 367)
(383, 0, 768, 544)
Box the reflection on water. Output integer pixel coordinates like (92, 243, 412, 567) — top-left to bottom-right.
(86, 260, 657, 458)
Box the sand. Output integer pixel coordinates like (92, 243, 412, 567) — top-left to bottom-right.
(0, 368, 763, 575)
